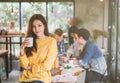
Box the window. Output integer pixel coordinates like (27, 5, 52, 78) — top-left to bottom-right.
(0, 1, 74, 57)
(0, 3, 19, 31)
(21, 2, 46, 32)
(48, 2, 73, 33)
(0, 1, 74, 33)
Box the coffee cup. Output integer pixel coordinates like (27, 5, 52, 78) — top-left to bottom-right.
(69, 60, 74, 65)
(26, 37, 33, 47)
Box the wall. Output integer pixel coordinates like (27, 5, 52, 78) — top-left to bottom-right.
(75, 0, 103, 29)
(74, 0, 109, 49)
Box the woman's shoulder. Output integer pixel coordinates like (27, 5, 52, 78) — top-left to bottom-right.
(47, 36, 55, 40)
(47, 36, 57, 42)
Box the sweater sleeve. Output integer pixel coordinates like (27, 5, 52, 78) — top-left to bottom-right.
(19, 53, 29, 69)
(79, 43, 94, 66)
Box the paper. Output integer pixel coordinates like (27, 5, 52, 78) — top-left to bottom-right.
(52, 73, 77, 82)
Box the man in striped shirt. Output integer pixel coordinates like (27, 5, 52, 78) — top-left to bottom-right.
(53, 28, 66, 65)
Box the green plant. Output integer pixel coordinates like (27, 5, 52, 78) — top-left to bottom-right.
(92, 29, 108, 42)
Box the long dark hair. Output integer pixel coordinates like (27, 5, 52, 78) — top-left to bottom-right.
(25, 14, 49, 57)
(68, 26, 78, 45)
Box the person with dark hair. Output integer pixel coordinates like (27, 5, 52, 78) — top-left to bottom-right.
(66, 17, 83, 61)
(66, 26, 83, 60)
(68, 26, 78, 45)
(75, 28, 107, 82)
(19, 14, 58, 83)
(68, 17, 79, 46)
(53, 28, 66, 66)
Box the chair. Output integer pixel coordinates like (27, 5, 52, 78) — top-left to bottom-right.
(87, 55, 115, 83)
(99, 55, 115, 83)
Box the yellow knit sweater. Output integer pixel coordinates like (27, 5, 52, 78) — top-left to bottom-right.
(19, 37, 58, 83)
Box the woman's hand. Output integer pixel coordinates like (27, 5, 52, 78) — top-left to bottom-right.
(20, 38, 29, 55)
(26, 66, 32, 70)
(63, 57, 69, 63)
(73, 58, 78, 65)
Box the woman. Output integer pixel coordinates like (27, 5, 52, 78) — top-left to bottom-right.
(67, 26, 82, 59)
(19, 14, 58, 83)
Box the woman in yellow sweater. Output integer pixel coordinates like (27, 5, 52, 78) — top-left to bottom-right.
(19, 14, 58, 83)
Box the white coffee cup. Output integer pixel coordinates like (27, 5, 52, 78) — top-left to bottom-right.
(26, 37, 33, 47)
(69, 60, 74, 65)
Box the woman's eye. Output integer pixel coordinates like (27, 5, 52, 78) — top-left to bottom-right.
(32, 25, 41, 28)
(38, 25, 41, 27)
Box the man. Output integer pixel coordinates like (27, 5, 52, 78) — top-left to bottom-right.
(53, 28, 66, 65)
(75, 28, 107, 82)
(53, 28, 66, 57)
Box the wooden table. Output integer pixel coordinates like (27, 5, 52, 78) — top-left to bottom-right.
(0, 50, 9, 82)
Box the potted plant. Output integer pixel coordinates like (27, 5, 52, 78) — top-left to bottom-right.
(91, 29, 108, 43)
(91, 29, 109, 55)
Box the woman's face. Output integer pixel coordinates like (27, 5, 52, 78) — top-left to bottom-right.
(32, 19, 45, 38)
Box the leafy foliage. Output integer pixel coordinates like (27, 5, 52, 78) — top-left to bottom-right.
(92, 29, 108, 42)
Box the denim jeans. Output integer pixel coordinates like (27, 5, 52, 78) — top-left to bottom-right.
(21, 80, 44, 83)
